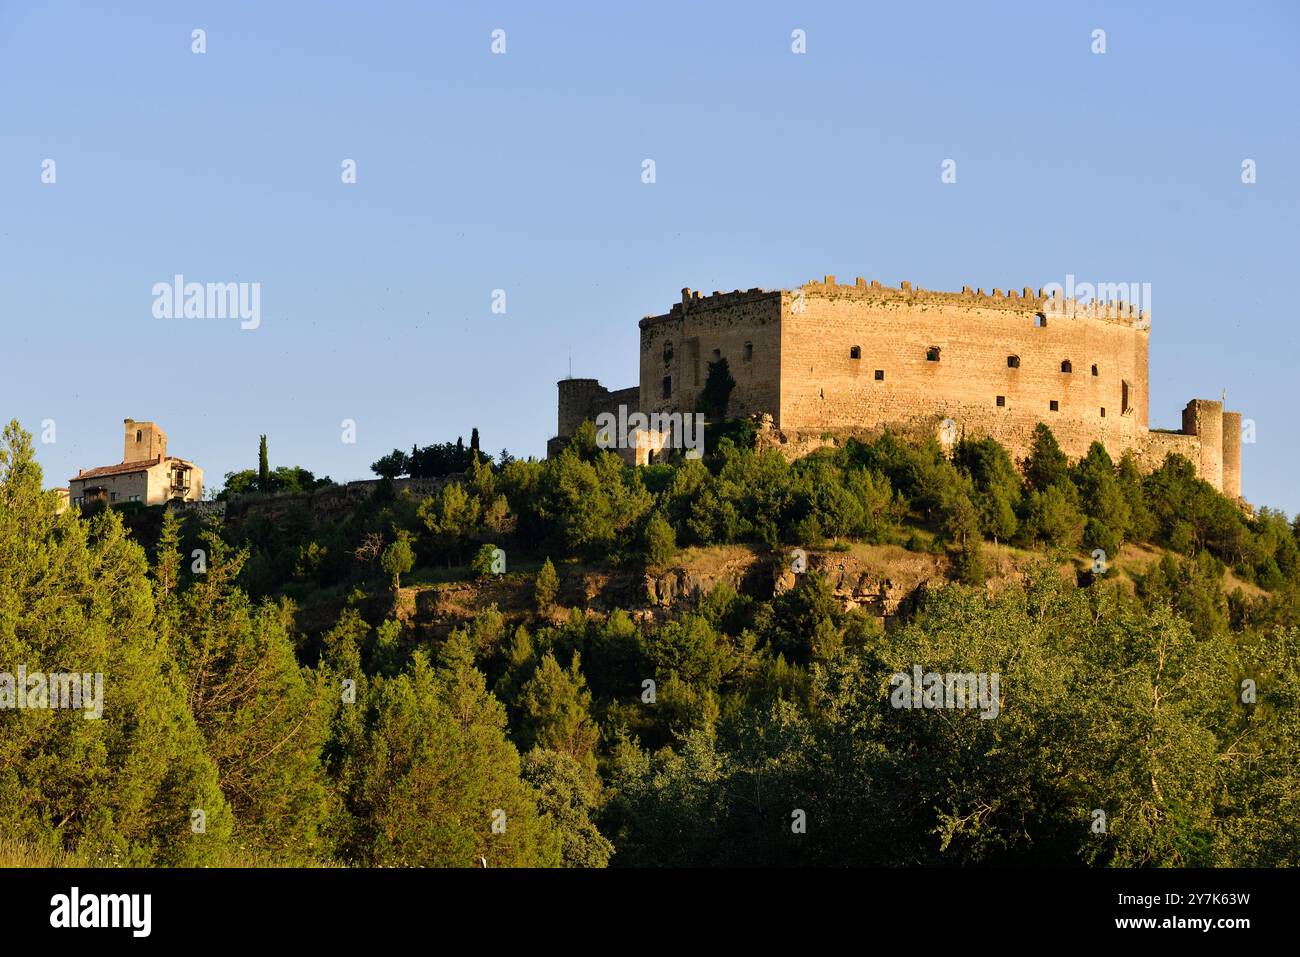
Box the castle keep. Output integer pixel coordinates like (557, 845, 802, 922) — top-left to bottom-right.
(551, 277, 1243, 498)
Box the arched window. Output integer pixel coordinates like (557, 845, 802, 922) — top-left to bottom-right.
(849, 345, 861, 359)
(1036, 313, 1047, 327)
(1061, 359, 1072, 373)
(663, 342, 674, 365)
(744, 341, 753, 361)
(926, 346, 941, 362)
(1007, 355, 1020, 368)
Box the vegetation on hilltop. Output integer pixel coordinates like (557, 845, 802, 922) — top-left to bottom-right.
(5, 416, 1299, 867)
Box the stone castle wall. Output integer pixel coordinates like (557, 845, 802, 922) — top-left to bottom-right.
(776, 277, 1150, 468)
(552, 277, 1244, 497)
(639, 287, 782, 422)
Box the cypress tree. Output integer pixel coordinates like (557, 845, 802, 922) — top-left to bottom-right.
(258, 435, 269, 492)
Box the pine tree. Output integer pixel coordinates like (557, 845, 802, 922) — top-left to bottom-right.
(339, 642, 561, 866)
(0, 420, 233, 865)
(162, 527, 336, 861)
(644, 512, 677, 566)
(1023, 423, 1070, 492)
(534, 558, 560, 611)
(517, 652, 600, 778)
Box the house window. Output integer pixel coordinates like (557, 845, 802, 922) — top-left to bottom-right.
(1122, 380, 1131, 414)
(1036, 313, 1047, 327)
(1100, 407, 1107, 417)
(926, 346, 941, 362)
(1049, 400, 1059, 412)
(110, 492, 118, 502)
(663, 342, 674, 365)
(874, 369, 885, 381)
(996, 395, 1005, 407)
(1091, 364, 1099, 376)
(744, 341, 753, 361)
(136, 429, 142, 442)
(129, 495, 140, 502)
(712, 348, 721, 360)
(661, 375, 672, 399)
(849, 346, 861, 359)
(1007, 355, 1020, 368)
(1061, 359, 1072, 373)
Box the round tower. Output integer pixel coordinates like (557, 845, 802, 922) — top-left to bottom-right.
(556, 378, 605, 438)
(1221, 410, 1242, 499)
(1181, 400, 1223, 491)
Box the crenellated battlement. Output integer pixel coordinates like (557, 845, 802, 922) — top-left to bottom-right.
(788, 276, 1148, 328)
(642, 286, 779, 326)
(641, 276, 1148, 330)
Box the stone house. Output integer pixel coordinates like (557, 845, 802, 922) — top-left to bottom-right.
(68, 419, 204, 508)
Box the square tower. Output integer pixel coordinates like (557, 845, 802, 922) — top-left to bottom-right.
(123, 418, 167, 463)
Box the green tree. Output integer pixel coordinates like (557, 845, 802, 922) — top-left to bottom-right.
(1023, 423, 1070, 493)
(534, 557, 560, 611)
(338, 641, 561, 867)
(643, 511, 677, 566)
(418, 482, 481, 562)
(522, 748, 613, 867)
(258, 435, 269, 492)
(371, 449, 410, 479)
(698, 357, 736, 421)
(381, 531, 415, 590)
(159, 528, 336, 861)
(517, 653, 601, 777)
(0, 421, 233, 865)
(470, 543, 502, 579)
(1023, 483, 1084, 549)
(1074, 442, 1132, 550)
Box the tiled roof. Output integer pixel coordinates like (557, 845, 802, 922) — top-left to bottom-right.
(71, 456, 194, 483)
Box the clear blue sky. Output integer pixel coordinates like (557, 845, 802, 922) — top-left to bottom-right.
(2, 1, 1297, 512)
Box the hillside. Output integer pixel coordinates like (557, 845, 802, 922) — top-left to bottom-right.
(6, 417, 1299, 868)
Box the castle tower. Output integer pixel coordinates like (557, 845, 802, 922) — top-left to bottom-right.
(1181, 400, 1223, 491)
(555, 379, 606, 439)
(123, 418, 167, 463)
(1221, 410, 1243, 499)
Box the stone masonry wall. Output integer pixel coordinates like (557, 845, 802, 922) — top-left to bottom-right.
(561, 277, 1242, 496)
(639, 287, 782, 422)
(775, 277, 1151, 469)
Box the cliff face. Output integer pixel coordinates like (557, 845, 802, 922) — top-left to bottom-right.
(362, 543, 958, 644)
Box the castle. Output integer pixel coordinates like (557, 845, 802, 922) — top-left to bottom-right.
(550, 276, 1243, 498)
(68, 419, 205, 508)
